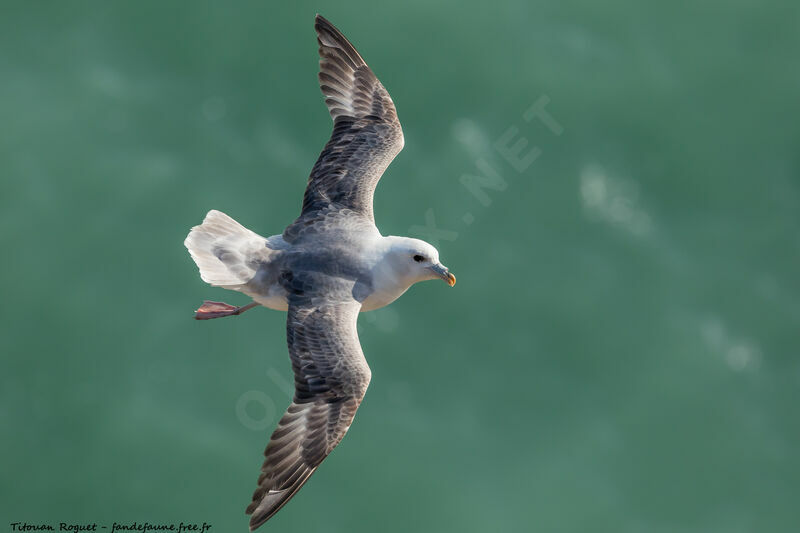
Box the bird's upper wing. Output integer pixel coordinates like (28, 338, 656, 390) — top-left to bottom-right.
(246, 282, 370, 530)
(291, 15, 404, 229)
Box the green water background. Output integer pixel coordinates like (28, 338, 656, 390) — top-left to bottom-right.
(1, 1, 798, 531)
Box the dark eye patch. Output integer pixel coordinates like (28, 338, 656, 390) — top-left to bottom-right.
(413, 254, 425, 263)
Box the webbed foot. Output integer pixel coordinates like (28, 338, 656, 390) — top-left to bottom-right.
(194, 300, 258, 320)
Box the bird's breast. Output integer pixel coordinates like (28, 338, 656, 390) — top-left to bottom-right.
(359, 257, 411, 311)
(359, 284, 409, 311)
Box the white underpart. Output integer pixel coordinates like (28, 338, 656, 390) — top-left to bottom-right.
(185, 212, 433, 313)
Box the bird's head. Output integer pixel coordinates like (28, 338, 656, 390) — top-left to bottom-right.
(384, 237, 456, 287)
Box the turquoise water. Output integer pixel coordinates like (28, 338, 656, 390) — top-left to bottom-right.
(1, 1, 798, 532)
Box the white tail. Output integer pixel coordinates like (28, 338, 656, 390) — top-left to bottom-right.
(184, 210, 268, 289)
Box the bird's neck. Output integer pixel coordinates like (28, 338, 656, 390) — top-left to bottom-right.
(360, 236, 416, 311)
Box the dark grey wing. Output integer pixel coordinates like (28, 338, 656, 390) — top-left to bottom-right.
(246, 296, 370, 530)
(291, 15, 404, 229)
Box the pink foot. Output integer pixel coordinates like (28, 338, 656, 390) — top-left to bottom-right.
(194, 300, 258, 320)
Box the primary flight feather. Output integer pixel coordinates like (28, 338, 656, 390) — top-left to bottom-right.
(184, 15, 455, 530)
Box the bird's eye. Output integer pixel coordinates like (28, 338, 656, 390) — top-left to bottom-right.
(413, 254, 425, 263)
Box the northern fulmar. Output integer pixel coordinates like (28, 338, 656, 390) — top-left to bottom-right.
(184, 14, 455, 530)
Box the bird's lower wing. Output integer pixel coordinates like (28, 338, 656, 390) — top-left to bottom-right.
(246, 298, 370, 530)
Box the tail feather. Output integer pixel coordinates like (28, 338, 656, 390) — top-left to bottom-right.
(184, 210, 267, 289)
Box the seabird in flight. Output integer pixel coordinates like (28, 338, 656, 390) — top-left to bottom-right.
(184, 14, 455, 530)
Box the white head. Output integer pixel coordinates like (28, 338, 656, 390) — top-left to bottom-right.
(381, 236, 456, 288)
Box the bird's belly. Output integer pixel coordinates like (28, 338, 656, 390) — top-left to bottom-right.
(246, 283, 289, 312)
(251, 285, 401, 313)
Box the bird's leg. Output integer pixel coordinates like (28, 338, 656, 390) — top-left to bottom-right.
(194, 300, 260, 320)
